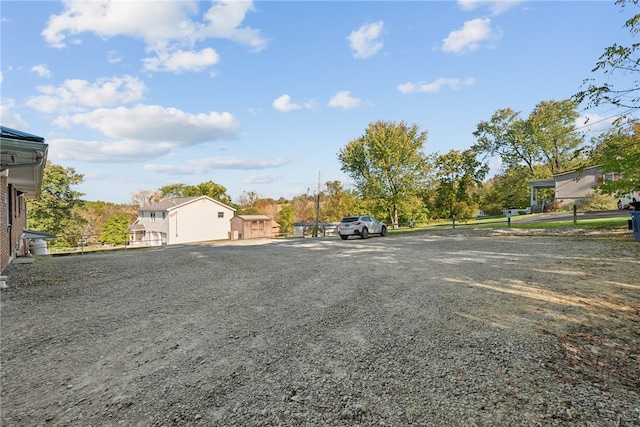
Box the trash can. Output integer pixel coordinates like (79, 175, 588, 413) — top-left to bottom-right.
(29, 239, 48, 255)
(631, 210, 640, 242)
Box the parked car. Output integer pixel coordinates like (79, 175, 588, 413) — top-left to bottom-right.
(617, 191, 640, 210)
(338, 215, 388, 240)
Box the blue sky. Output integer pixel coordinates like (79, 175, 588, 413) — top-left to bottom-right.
(1, 1, 635, 204)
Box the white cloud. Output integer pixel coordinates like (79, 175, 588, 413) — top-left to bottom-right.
(143, 48, 220, 73)
(106, 50, 122, 64)
(41, 0, 267, 73)
(26, 75, 146, 113)
(576, 114, 616, 134)
(272, 94, 315, 112)
(328, 91, 361, 109)
(49, 104, 240, 163)
(398, 77, 475, 94)
(63, 104, 238, 141)
(243, 173, 282, 185)
(31, 64, 51, 78)
(273, 94, 300, 112)
(442, 18, 496, 54)
(458, 0, 521, 15)
(145, 157, 286, 175)
(200, 0, 268, 52)
(347, 21, 384, 59)
(0, 99, 28, 129)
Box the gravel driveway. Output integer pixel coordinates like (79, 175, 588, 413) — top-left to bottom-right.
(1, 230, 639, 426)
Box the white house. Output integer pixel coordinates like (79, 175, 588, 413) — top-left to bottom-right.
(128, 196, 236, 246)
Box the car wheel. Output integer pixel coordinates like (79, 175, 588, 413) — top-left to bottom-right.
(340, 235, 348, 240)
(361, 227, 369, 239)
(380, 226, 387, 236)
(618, 200, 624, 210)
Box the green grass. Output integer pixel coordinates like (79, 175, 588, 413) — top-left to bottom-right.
(389, 216, 631, 233)
(510, 217, 629, 230)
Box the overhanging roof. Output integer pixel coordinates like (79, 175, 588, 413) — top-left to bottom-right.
(20, 229, 57, 239)
(528, 178, 555, 189)
(1, 126, 48, 198)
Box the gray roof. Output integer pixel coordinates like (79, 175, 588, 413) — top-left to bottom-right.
(1, 126, 45, 143)
(138, 196, 235, 213)
(0, 126, 48, 198)
(139, 197, 200, 212)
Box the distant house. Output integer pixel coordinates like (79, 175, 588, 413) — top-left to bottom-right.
(529, 166, 619, 209)
(230, 215, 279, 240)
(0, 126, 49, 272)
(128, 196, 236, 246)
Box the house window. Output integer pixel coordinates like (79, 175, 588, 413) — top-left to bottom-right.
(596, 173, 620, 186)
(162, 212, 166, 219)
(150, 212, 156, 222)
(218, 212, 224, 218)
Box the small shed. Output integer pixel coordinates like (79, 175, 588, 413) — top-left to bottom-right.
(230, 215, 279, 240)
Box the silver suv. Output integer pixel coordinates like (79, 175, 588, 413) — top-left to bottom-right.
(338, 215, 388, 240)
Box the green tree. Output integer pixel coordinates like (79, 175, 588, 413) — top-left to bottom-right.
(27, 162, 87, 247)
(574, 0, 640, 113)
(98, 213, 132, 246)
(338, 120, 431, 227)
(81, 201, 137, 245)
(320, 180, 358, 222)
(434, 150, 488, 220)
(527, 99, 585, 174)
(159, 181, 232, 205)
(573, 1, 640, 195)
(472, 108, 536, 173)
(478, 165, 535, 215)
(236, 190, 261, 214)
(275, 205, 295, 236)
(590, 119, 640, 195)
(473, 99, 585, 177)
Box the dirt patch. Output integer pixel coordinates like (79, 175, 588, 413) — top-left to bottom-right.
(2, 230, 639, 425)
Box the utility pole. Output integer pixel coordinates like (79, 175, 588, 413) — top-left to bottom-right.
(314, 171, 320, 237)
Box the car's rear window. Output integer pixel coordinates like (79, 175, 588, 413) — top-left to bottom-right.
(341, 217, 359, 223)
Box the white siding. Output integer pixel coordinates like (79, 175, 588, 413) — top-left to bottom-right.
(166, 198, 233, 244)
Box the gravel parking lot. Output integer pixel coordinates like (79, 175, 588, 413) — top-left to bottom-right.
(1, 229, 639, 426)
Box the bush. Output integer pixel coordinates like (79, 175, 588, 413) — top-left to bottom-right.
(578, 193, 618, 211)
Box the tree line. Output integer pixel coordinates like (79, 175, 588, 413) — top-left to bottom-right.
(27, 0, 639, 244)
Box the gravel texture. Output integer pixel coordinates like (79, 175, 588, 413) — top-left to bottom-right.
(1, 229, 639, 426)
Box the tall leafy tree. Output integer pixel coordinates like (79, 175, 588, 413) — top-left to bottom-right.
(434, 150, 488, 220)
(472, 108, 537, 173)
(158, 181, 232, 205)
(27, 162, 87, 247)
(590, 119, 640, 194)
(98, 213, 132, 246)
(320, 180, 358, 222)
(574, 0, 640, 113)
(527, 99, 585, 175)
(473, 99, 585, 177)
(275, 205, 295, 236)
(478, 165, 536, 215)
(574, 0, 640, 193)
(81, 201, 136, 245)
(338, 120, 431, 227)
